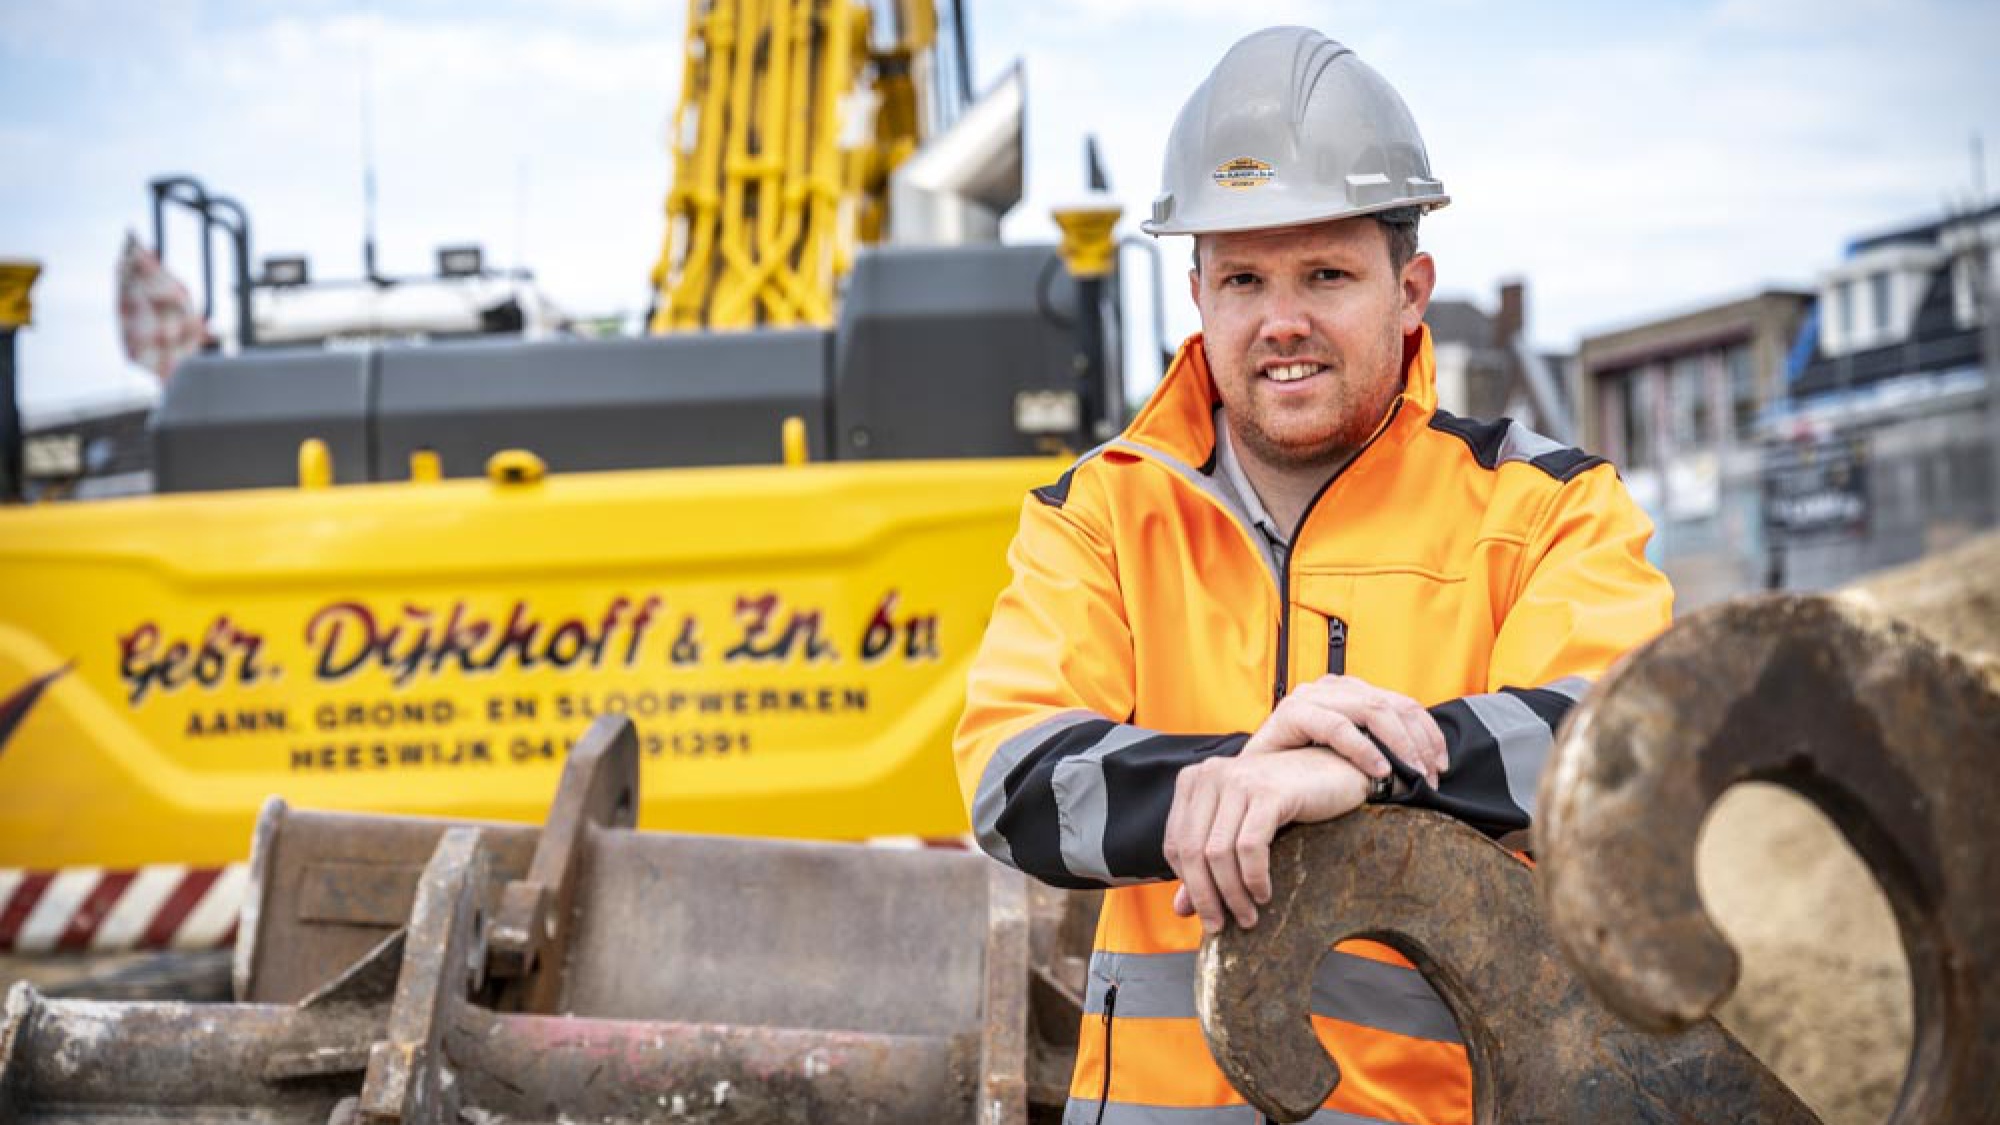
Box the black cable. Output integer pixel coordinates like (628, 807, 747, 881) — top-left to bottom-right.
(1092, 981, 1118, 1125)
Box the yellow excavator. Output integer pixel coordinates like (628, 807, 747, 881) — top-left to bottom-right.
(0, 0, 1136, 955)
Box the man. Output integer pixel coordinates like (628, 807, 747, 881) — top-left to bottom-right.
(954, 26, 1673, 1125)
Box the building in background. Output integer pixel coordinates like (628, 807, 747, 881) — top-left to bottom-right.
(1428, 280, 1575, 441)
(1766, 200, 2000, 590)
(1576, 290, 1812, 605)
(1577, 201, 1999, 608)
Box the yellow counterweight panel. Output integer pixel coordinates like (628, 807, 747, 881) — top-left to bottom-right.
(0, 457, 1063, 871)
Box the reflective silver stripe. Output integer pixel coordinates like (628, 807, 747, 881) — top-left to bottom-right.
(1299, 1111, 1407, 1125)
(1495, 419, 1565, 466)
(971, 709, 1098, 867)
(1109, 437, 1279, 585)
(1082, 949, 1462, 1045)
(1064, 1101, 1257, 1125)
(1311, 949, 1464, 1044)
(1082, 950, 1202, 1019)
(1543, 674, 1590, 704)
(1462, 691, 1553, 819)
(1065, 1101, 1399, 1125)
(1041, 440, 1115, 495)
(1051, 725, 1158, 884)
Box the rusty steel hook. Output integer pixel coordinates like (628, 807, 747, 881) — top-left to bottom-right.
(1538, 594, 2000, 1124)
(1195, 804, 1816, 1123)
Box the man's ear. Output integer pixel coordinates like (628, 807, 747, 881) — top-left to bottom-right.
(1400, 252, 1437, 336)
(1187, 234, 1205, 309)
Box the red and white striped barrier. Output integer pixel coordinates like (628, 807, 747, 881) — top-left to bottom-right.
(0, 865, 246, 953)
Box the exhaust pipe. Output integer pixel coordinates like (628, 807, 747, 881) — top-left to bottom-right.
(889, 65, 1024, 246)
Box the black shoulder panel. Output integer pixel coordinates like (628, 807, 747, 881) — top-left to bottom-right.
(1428, 410, 1607, 483)
(1528, 447, 1608, 483)
(1427, 410, 1508, 470)
(1032, 466, 1077, 508)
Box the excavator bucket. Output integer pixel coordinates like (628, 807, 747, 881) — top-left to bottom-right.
(1, 715, 1089, 1123)
(1536, 538, 2000, 1124)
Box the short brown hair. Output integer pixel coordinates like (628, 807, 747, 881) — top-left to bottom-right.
(1379, 209, 1421, 274)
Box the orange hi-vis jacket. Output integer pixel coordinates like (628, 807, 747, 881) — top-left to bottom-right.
(954, 327, 1674, 1125)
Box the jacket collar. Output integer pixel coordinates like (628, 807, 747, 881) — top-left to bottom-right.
(1122, 326, 1440, 469)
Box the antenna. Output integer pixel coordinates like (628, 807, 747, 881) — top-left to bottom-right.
(513, 158, 529, 304)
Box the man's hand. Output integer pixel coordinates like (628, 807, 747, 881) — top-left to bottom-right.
(1163, 747, 1370, 933)
(1246, 675, 1447, 787)
(1165, 676, 1448, 933)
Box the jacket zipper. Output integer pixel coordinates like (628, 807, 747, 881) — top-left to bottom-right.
(1326, 616, 1348, 676)
(1272, 400, 1403, 705)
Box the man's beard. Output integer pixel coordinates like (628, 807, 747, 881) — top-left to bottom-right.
(1233, 373, 1401, 473)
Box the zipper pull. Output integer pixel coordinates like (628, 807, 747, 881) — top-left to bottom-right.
(1272, 612, 1288, 700)
(1326, 616, 1348, 677)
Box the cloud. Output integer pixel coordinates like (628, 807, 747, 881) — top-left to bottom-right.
(0, 0, 201, 61)
(1026, 0, 1329, 30)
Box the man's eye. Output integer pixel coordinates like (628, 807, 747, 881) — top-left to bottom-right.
(1313, 268, 1349, 282)
(1221, 273, 1258, 288)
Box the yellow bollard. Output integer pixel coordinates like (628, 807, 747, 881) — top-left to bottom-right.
(297, 439, 333, 489)
(782, 416, 809, 466)
(409, 448, 443, 483)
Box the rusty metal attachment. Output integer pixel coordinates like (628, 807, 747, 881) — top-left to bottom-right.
(1539, 593, 2000, 1125)
(1194, 805, 1818, 1124)
(1, 714, 1090, 1122)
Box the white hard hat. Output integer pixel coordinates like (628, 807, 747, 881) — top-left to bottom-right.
(1142, 27, 1449, 237)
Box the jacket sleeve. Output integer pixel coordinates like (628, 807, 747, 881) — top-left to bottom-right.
(1380, 463, 1675, 838)
(954, 481, 1248, 889)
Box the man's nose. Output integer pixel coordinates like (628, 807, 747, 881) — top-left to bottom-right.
(1258, 288, 1311, 343)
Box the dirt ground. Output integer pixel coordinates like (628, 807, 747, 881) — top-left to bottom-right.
(1698, 785, 1910, 1125)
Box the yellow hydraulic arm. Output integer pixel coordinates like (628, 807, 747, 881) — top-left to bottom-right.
(648, 0, 943, 334)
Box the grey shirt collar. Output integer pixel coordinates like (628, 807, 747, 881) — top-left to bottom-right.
(1211, 408, 1291, 552)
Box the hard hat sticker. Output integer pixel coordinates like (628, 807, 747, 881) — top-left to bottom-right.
(1212, 157, 1274, 190)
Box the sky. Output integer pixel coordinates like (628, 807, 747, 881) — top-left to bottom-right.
(2, 0, 1996, 421)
